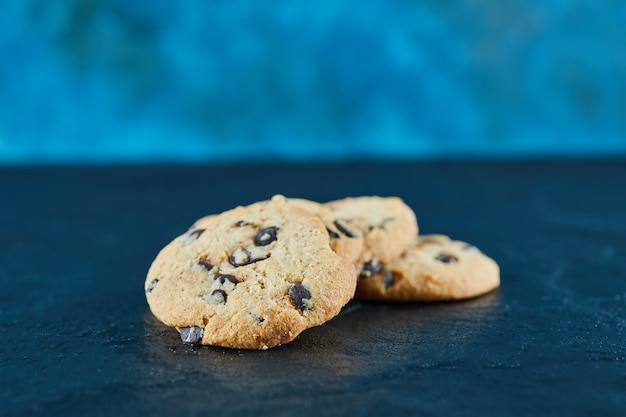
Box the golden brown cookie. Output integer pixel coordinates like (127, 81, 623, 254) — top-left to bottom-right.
(325, 196, 419, 269)
(355, 234, 500, 301)
(145, 195, 357, 350)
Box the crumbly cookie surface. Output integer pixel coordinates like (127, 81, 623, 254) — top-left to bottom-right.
(355, 234, 500, 301)
(145, 195, 357, 349)
(325, 196, 418, 268)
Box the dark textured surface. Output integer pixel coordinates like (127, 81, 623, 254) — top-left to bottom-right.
(1, 160, 625, 416)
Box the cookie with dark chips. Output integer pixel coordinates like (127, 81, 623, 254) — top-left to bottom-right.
(325, 196, 419, 270)
(145, 195, 357, 350)
(355, 234, 500, 301)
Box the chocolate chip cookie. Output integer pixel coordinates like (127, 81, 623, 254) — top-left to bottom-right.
(355, 234, 500, 301)
(325, 196, 419, 270)
(145, 195, 357, 350)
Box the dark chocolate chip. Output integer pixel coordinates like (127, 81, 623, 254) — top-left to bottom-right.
(367, 217, 395, 232)
(180, 326, 203, 344)
(234, 220, 248, 227)
(435, 252, 458, 264)
(326, 227, 340, 239)
(334, 220, 357, 238)
(210, 289, 227, 304)
(214, 274, 238, 285)
(187, 229, 205, 240)
(230, 247, 270, 267)
(250, 312, 265, 323)
(146, 278, 159, 293)
(360, 259, 383, 278)
(289, 284, 312, 311)
(255, 226, 279, 246)
(383, 269, 394, 289)
(197, 259, 214, 272)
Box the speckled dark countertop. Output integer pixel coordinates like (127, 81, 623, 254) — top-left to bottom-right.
(1, 160, 625, 416)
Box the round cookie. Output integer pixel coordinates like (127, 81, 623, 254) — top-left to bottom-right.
(355, 234, 500, 301)
(145, 195, 357, 350)
(190, 198, 364, 265)
(325, 196, 419, 269)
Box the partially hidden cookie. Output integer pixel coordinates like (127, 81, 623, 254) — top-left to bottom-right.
(145, 195, 357, 350)
(354, 234, 500, 302)
(325, 196, 419, 270)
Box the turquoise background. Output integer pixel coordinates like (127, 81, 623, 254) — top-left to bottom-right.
(1, 1, 625, 164)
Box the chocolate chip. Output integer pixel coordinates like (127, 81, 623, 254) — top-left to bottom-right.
(234, 220, 248, 227)
(214, 274, 238, 285)
(383, 270, 394, 289)
(188, 229, 205, 239)
(197, 259, 214, 272)
(255, 226, 279, 246)
(146, 278, 159, 293)
(435, 253, 458, 264)
(180, 326, 203, 344)
(367, 217, 395, 232)
(360, 259, 383, 278)
(326, 227, 340, 239)
(202, 289, 228, 304)
(182, 228, 206, 245)
(334, 220, 357, 238)
(250, 312, 265, 323)
(210, 289, 227, 304)
(289, 284, 312, 311)
(230, 247, 270, 267)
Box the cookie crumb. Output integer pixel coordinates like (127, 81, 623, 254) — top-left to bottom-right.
(180, 326, 203, 344)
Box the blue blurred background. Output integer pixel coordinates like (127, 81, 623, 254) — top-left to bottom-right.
(1, 1, 625, 164)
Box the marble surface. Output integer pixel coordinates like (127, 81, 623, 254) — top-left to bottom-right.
(1, 160, 625, 416)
